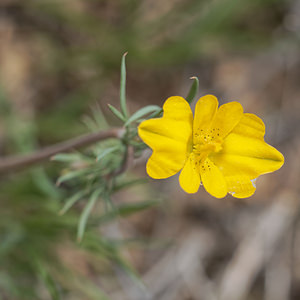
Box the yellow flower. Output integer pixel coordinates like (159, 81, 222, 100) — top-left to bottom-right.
(138, 95, 284, 198)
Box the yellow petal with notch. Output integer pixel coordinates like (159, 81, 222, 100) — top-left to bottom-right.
(138, 96, 193, 179)
(200, 158, 227, 198)
(209, 153, 257, 198)
(210, 101, 243, 139)
(231, 113, 265, 140)
(179, 153, 201, 194)
(210, 131, 284, 198)
(193, 95, 218, 143)
(217, 133, 284, 175)
(226, 175, 256, 198)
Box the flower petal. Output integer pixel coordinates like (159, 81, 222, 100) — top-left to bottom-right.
(226, 176, 256, 198)
(138, 96, 193, 179)
(193, 95, 218, 143)
(231, 113, 265, 140)
(208, 153, 256, 198)
(179, 153, 201, 193)
(200, 158, 227, 198)
(210, 101, 243, 140)
(214, 133, 284, 177)
(210, 130, 284, 198)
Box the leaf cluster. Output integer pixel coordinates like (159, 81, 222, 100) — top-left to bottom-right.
(52, 54, 163, 244)
(53, 56, 199, 244)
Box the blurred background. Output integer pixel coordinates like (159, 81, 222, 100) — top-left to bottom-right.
(0, 0, 299, 299)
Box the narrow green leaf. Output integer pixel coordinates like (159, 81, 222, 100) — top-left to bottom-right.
(31, 167, 62, 199)
(98, 200, 161, 224)
(91, 104, 108, 129)
(96, 146, 119, 161)
(43, 273, 61, 300)
(186, 76, 199, 104)
(68, 273, 110, 300)
(81, 115, 100, 132)
(56, 169, 89, 186)
(115, 200, 161, 217)
(120, 52, 128, 119)
(59, 190, 87, 215)
(116, 257, 147, 292)
(113, 178, 148, 192)
(77, 188, 102, 242)
(107, 104, 125, 122)
(36, 261, 61, 300)
(102, 192, 115, 212)
(0, 227, 23, 255)
(51, 153, 83, 163)
(148, 108, 163, 118)
(124, 105, 161, 126)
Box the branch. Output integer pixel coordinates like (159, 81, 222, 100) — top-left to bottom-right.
(0, 127, 125, 174)
(113, 145, 134, 177)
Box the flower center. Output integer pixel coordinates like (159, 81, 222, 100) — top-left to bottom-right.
(193, 142, 222, 154)
(192, 129, 223, 162)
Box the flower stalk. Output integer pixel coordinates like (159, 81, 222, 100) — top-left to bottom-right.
(0, 127, 124, 174)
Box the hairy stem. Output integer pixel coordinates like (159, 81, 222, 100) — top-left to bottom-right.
(0, 128, 125, 174)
